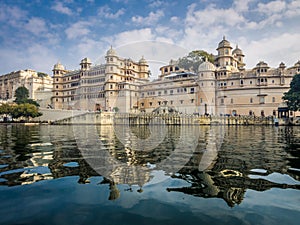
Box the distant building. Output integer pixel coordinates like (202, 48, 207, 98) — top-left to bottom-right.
(0, 69, 53, 108)
(51, 38, 300, 116)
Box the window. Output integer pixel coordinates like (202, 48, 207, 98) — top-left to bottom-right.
(250, 98, 253, 103)
(200, 98, 203, 103)
(170, 101, 173, 105)
(190, 88, 194, 93)
(231, 98, 233, 104)
(170, 90, 173, 95)
(180, 100, 184, 104)
(158, 101, 161, 105)
(141, 103, 144, 107)
(272, 97, 276, 103)
(260, 96, 265, 104)
(250, 81, 252, 84)
(150, 102, 152, 106)
(221, 98, 224, 104)
(191, 99, 194, 103)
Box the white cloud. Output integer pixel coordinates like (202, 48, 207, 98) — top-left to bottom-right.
(98, 5, 125, 19)
(149, 0, 164, 8)
(243, 33, 300, 68)
(65, 21, 91, 39)
(257, 0, 286, 15)
(0, 4, 27, 27)
(233, 0, 254, 12)
(186, 4, 245, 28)
(0, 44, 57, 75)
(132, 10, 164, 26)
(112, 28, 155, 46)
(286, 0, 300, 17)
(51, 2, 73, 15)
(24, 17, 48, 35)
(170, 16, 180, 23)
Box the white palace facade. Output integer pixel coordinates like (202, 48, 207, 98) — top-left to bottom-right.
(51, 37, 300, 117)
(0, 69, 53, 108)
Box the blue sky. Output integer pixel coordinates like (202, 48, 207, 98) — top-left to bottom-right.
(0, 0, 300, 77)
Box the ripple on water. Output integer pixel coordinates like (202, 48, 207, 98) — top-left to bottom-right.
(63, 162, 79, 168)
(0, 164, 8, 169)
(249, 172, 300, 185)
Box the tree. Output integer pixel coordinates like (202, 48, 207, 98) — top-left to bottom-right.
(177, 50, 215, 73)
(14, 86, 29, 104)
(0, 103, 13, 115)
(282, 74, 300, 112)
(11, 103, 42, 121)
(14, 86, 40, 107)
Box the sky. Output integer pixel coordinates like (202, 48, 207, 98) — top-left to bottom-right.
(0, 0, 300, 77)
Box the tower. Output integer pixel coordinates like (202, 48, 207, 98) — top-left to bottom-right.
(232, 45, 245, 70)
(215, 36, 233, 68)
(80, 57, 92, 71)
(52, 62, 66, 109)
(198, 58, 216, 115)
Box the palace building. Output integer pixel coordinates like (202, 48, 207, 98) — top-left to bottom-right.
(51, 37, 300, 116)
(0, 69, 53, 108)
(52, 47, 149, 111)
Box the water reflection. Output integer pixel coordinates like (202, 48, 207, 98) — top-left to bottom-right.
(0, 124, 299, 205)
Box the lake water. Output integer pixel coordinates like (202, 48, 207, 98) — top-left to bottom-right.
(0, 124, 299, 225)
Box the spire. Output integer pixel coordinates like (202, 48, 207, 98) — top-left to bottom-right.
(223, 35, 226, 40)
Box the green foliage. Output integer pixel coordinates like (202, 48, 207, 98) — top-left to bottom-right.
(1, 88, 42, 121)
(113, 107, 119, 112)
(0, 103, 13, 115)
(177, 50, 214, 73)
(283, 74, 300, 111)
(14, 86, 40, 107)
(14, 86, 29, 103)
(11, 103, 42, 121)
(37, 72, 48, 77)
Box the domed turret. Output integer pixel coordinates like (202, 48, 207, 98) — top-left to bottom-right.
(232, 45, 244, 56)
(198, 58, 216, 72)
(139, 56, 147, 65)
(53, 62, 65, 71)
(217, 36, 232, 50)
(106, 46, 117, 56)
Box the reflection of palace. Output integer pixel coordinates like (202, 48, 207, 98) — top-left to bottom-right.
(0, 125, 299, 204)
(167, 126, 300, 207)
(51, 37, 300, 116)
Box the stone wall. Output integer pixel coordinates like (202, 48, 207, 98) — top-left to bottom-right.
(52, 112, 281, 125)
